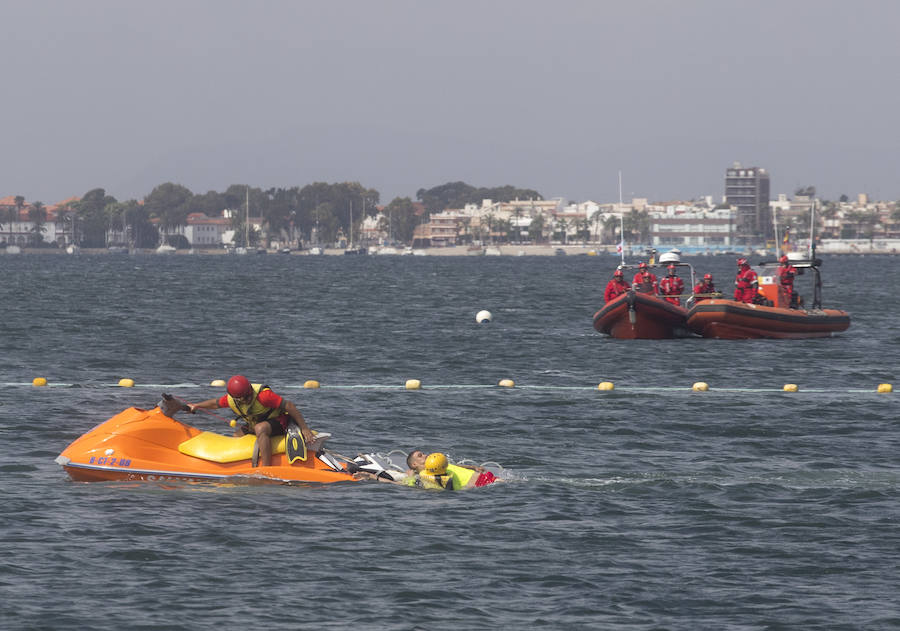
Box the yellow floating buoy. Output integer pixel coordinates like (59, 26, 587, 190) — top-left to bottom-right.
(692, 382, 709, 392)
(783, 383, 799, 392)
(498, 379, 515, 388)
(597, 381, 614, 391)
(877, 383, 893, 393)
(303, 380, 320, 389)
(32, 377, 48, 387)
(118, 378, 135, 388)
(210, 379, 226, 387)
(405, 379, 422, 390)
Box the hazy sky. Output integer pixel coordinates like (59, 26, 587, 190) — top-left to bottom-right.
(4, 0, 899, 206)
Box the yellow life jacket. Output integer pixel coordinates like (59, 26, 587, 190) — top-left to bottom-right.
(406, 471, 455, 490)
(446, 463, 476, 489)
(226, 383, 282, 428)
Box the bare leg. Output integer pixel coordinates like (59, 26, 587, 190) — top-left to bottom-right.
(254, 422, 273, 466)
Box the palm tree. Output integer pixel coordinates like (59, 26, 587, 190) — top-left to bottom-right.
(7, 195, 25, 242)
(528, 212, 545, 244)
(28, 201, 47, 246)
(456, 216, 471, 245)
(577, 217, 591, 244)
(512, 206, 524, 244)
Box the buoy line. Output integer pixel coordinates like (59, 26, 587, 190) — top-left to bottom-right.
(8, 380, 894, 394)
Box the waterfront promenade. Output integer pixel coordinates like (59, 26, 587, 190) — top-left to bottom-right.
(4, 239, 899, 256)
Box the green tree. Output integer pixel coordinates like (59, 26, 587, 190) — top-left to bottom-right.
(511, 206, 525, 243)
(74, 188, 118, 247)
(623, 209, 651, 244)
(383, 197, 420, 244)
(416, 181, 542, 213)
(28, 201, 47, 246)
(5, 195, 25, 240)
(576, 217, 591, 244)
(189, 190, 227, 216)
(293, 182, 379, 244)
(456, 216, 472, 245)
(528, 212, 546, 243)
(603, 215, 621, 245)
(144, 182, 193, 244)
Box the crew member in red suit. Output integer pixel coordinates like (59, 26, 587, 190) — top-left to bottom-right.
(659, 264, 684, 305)
(632, 262, 658, 295)
(604, 268, 630, 302)
(778, 255, 798, 308)
(693, 273, 717, 302)
(733, 257, 758, 303)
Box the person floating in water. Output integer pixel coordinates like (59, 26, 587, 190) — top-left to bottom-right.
(353, 449, 498, 490)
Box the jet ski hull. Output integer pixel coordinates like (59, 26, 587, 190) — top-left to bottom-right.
(56, 406, 356, 484)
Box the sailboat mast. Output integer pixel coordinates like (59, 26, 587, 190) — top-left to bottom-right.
(245, 187, 250, 247)
(773, 207, 780, 258)
(809, 200, 816, 260)
(618, 170, 625, 265)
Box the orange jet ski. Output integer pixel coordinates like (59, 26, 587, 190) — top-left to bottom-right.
(56, 395, 357, 484)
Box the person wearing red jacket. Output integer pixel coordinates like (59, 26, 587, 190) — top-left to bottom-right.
(733, 257, 758, 303)
(692, 273, 717, 302)
(632, 262, 658, 295)
(778, 255, 799, 308)
(659, 264, 684, 305)
(604, 268, 630, 302)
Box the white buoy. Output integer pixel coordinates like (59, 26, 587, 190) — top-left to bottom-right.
(498, 379, 515, 388)
(210, 379, 226, 387)
(476, 310, 492, 323)
(692, 382, 709, 392)
(405, 379, 422, 390)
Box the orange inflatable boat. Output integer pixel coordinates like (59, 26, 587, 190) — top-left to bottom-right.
(56, 403, 357, 484)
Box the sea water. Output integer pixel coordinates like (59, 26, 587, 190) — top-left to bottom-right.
(0, 253, 897, 630)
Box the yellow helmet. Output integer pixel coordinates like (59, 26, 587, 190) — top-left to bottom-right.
(424, 452, 448, 475)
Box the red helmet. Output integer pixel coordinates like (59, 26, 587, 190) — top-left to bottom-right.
(613, 269, 624, 277)
(703, 273, 713, 281)
(227, 375, 252, 398)
(737, 257, 748, 267)
(779, 255, 788, 263)
(638, 262, 648, 270)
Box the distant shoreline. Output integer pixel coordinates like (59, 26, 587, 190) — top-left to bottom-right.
(5, 242, 899, 256)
